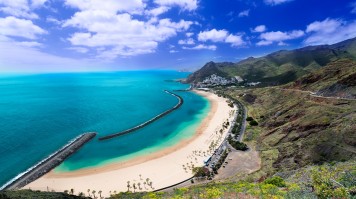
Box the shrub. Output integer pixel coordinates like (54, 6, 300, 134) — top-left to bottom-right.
(200, 187, 223, 199)
(228, 138, 248, 151)
(192, 167, 210, 177)
(311, 167, 349, 198)
(264, 176, 286, 187)
(246, 116, 254, 121)
(228, 102, 234, 108)
(249, 120, 258, 126)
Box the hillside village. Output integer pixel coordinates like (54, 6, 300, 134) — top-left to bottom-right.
(193, 74, 244, 88)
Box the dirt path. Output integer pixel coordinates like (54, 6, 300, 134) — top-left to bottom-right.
(279, 88, 356, 101)
(214, 147, 261, 180)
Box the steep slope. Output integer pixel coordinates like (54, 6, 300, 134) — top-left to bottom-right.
(221, 60, 356, 175)
(187, 37, 356, 85)
(286, 59, 356, 99)
(185, 61, 233, 83)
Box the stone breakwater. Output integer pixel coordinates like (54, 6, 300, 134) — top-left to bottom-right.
(98, 90, 183, 141)
(1, 132, 96, 190)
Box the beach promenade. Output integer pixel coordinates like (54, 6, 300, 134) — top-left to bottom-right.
(24, 91, 234, 197)
(2, 133, 96, 190)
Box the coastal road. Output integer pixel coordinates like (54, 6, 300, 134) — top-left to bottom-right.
(238, 104, 247, 142)
(156, 102, 239, 192)
(206, 103, 239, 169)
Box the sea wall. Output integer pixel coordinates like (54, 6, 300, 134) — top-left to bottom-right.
(98, 90, 183, 141)
(1, 132, 96, 190)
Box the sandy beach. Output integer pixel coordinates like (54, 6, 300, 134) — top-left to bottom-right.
(24, 90, 235, 197)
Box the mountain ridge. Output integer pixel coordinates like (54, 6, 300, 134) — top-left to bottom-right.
(186, 37, 356, 86)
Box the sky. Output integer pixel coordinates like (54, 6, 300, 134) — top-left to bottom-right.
(0, 0, 356, 73)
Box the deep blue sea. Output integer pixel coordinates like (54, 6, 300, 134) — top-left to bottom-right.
(0, 71, 209, 187)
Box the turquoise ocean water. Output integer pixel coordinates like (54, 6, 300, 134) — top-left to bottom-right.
(0, 71, 210, 187)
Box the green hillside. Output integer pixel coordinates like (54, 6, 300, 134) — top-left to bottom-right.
(186, 37, 356, 85)
(285, 59, 356, 99)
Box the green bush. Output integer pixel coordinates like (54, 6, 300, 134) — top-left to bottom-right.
(249, 120, 258, 126)
(311, 167, 350, 199)
(192, 167, 210, 177)
(246, 116, 254, 121)
(228, 138, 248, 151)
(264, 176, 286, 187)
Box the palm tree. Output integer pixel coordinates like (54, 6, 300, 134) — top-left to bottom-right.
(143, 181, 147, 189)
(87, 189, 90, 196)
(98, 190, 102, 198)
(78, 192, 84, 197)
(70, 188, 74, 195)
(133, 183, 136, 192)
(127, 181, 131, 192)
(139, 174, 142, 180)
(92, 190, 96, 198)
(137, 182, 141, 190)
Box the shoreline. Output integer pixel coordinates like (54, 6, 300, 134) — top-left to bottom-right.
(2, 133, 96, 190)
(41, 90, 216, 178)
(24, 90, 234, 197)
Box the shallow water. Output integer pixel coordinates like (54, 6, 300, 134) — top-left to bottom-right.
(0, 71, 209, 186)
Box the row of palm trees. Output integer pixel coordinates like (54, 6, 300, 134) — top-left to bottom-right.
(63, 175, 155, 197)
(64, 188, 103, 198)
(126, 177, 154, 192)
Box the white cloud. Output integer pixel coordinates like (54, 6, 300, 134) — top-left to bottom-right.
(186, 32, 194, 37)
(154, 0, 198, 11)
(31, 0, 47, 8)
(145, 6, 169, 16)
(62, 0, 197, 59)
(0, 0, 48, 19)
(198, 29, 245, 47)
(178, 38, 195, 45)
(198, 29, 229, 42)
(46, 16, 62, 25)
(64, 9, 194, 58)
(252, 25, 267, 33)
(169, 49, 178, 53)
(238, 9, 249, 17)
(15, 41, 43, 47)
(0, 16, 46, 39)
(67, 47, 89, 53)
(225, 34, 245, 46)
(306, 18, 340, 34)
(182, 44, 217, 50)
(256, 40, 273, 46)
(0, 38, 99, 73)
(257, 30, 304, 46)
(305, 18, 356, 45)
(278, 41, 287, 46)
(65, 0, 146, 14)
(264, 0, 292, 6)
